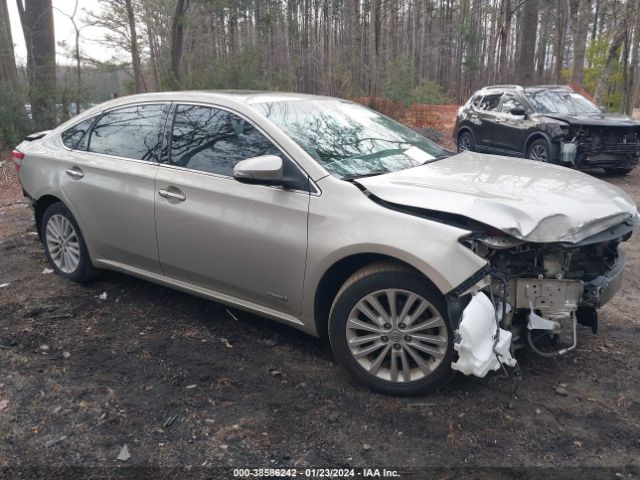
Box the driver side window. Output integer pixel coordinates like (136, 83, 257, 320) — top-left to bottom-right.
(169, 104, 282, 177)
(500, 94, 524, 113)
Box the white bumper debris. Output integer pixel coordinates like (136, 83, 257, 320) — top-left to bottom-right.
(451, 292, 516, 377)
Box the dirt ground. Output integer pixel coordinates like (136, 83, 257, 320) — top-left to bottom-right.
(1, 127, 640, 478)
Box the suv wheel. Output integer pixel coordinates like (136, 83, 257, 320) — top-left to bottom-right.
(42, 202, 99, 283)
(457, 131, 475, 152)
(603, 167, 633, 175)
(329, 262, 453, 395)
(527, 139, 551, 162)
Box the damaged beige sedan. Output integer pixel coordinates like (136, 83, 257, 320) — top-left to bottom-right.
(14, 92, 639, 395)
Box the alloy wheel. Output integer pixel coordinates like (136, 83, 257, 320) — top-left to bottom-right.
(528, 144, 548, 161)
(45, 214, 81, 274)
(346, 289, 448, 383)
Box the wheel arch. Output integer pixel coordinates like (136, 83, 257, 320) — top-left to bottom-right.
(525, 131, 553, 155)
(34, 194, 64, 240)
(33, 193, 98, 262)
(312, 253, 442, 339)
(456, 126, 475, 142)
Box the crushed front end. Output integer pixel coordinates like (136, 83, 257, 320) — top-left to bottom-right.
(450, 217, 636, 376)
(558, 125, 640, 171)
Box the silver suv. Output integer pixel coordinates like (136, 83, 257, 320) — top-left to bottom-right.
(14, 92, 638, 395)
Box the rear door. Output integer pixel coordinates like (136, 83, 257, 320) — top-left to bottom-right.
(154, 104, 310, 316)
(60, 103, 169, 273)
(472, 92, 503, 150)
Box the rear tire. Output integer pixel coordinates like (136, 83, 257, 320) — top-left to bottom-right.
(603, 167, 633, 175)
(329, 261, 453, 396)
(42, 202, 100, 283)
(457, 130, 475, 152)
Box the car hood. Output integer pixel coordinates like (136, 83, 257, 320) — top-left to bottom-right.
(539, 112, 640, 129)
(356, 151, 639, 243)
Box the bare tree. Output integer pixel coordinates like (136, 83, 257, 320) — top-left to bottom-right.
(125, 0, 145, 92)
(498, 0, 513, 82)
(169, 0, 188, 88)
(16, 0, 56, 129)
(4, 0, 639, 110)
(516, 0, 539, 85)
(89, 0, 146, 93)
(55, 0, 90, 114)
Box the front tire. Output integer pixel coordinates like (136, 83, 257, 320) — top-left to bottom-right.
(526, 139, 551, 162)
(42, 202, 99, 283)
(329, 262, 453, 395)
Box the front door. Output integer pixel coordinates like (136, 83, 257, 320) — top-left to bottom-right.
(154, 104, 310, 316)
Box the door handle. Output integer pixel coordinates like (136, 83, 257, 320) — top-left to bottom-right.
(65, 167, 84, 179)
(158, 189, 186, 201)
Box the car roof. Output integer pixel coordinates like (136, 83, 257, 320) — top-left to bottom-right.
(93, 90, 339, 108)
(523, 85, 573, 93)
(477, 84, 573, 94)
(64, 90, 343, 128)
(56, 90, 345, 135)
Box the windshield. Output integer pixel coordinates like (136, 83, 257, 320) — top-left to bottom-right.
(525, 90, 601, 114)
(253, 100, 447, 178)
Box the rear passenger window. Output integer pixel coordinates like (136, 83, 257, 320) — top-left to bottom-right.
(169, 105, 283, 177)
(61, 116, 97, 149)
(478, 94, 502, 111)
(470, 94, 483, 109)
(87, 104, 168, 161)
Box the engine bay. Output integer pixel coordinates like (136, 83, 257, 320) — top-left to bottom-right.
(460, 232, 627, 358)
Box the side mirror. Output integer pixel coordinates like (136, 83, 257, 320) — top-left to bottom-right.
(233, 155, 283, 185)
(510, 107, 526, 116)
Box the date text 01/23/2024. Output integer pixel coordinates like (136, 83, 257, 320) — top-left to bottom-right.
(232, 468, 401, 478)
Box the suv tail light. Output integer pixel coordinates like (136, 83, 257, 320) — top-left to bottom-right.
(11, 150, 25, 173)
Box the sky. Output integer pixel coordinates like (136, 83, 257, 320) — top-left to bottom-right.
(8, 0, 116, 65)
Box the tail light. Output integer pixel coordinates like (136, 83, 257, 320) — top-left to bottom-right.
(11, 150, 24, 173)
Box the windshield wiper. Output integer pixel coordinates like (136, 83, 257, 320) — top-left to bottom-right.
(341, 170, 390, 180)
(419, 153, 452, 165)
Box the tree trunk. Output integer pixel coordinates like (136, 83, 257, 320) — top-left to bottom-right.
(622, 0, 640, 114)
(536, 5, 551, 83)
(16, 0, 56, 129)
(0, 0, 17, 85)
(569, 0, 592, 87)
(74, 27, 81, 114)
(498, 0, 512, 82)
(554, 0, 567, 83)
(170, 0, 188, 88)
(124, 0, 145, 93)
(516, 0, 538, 85)
(594, 28, 627, 105)
(368, 0, 379, 95)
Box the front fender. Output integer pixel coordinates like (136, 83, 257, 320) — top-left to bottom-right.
(301, 178, 488, 325)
